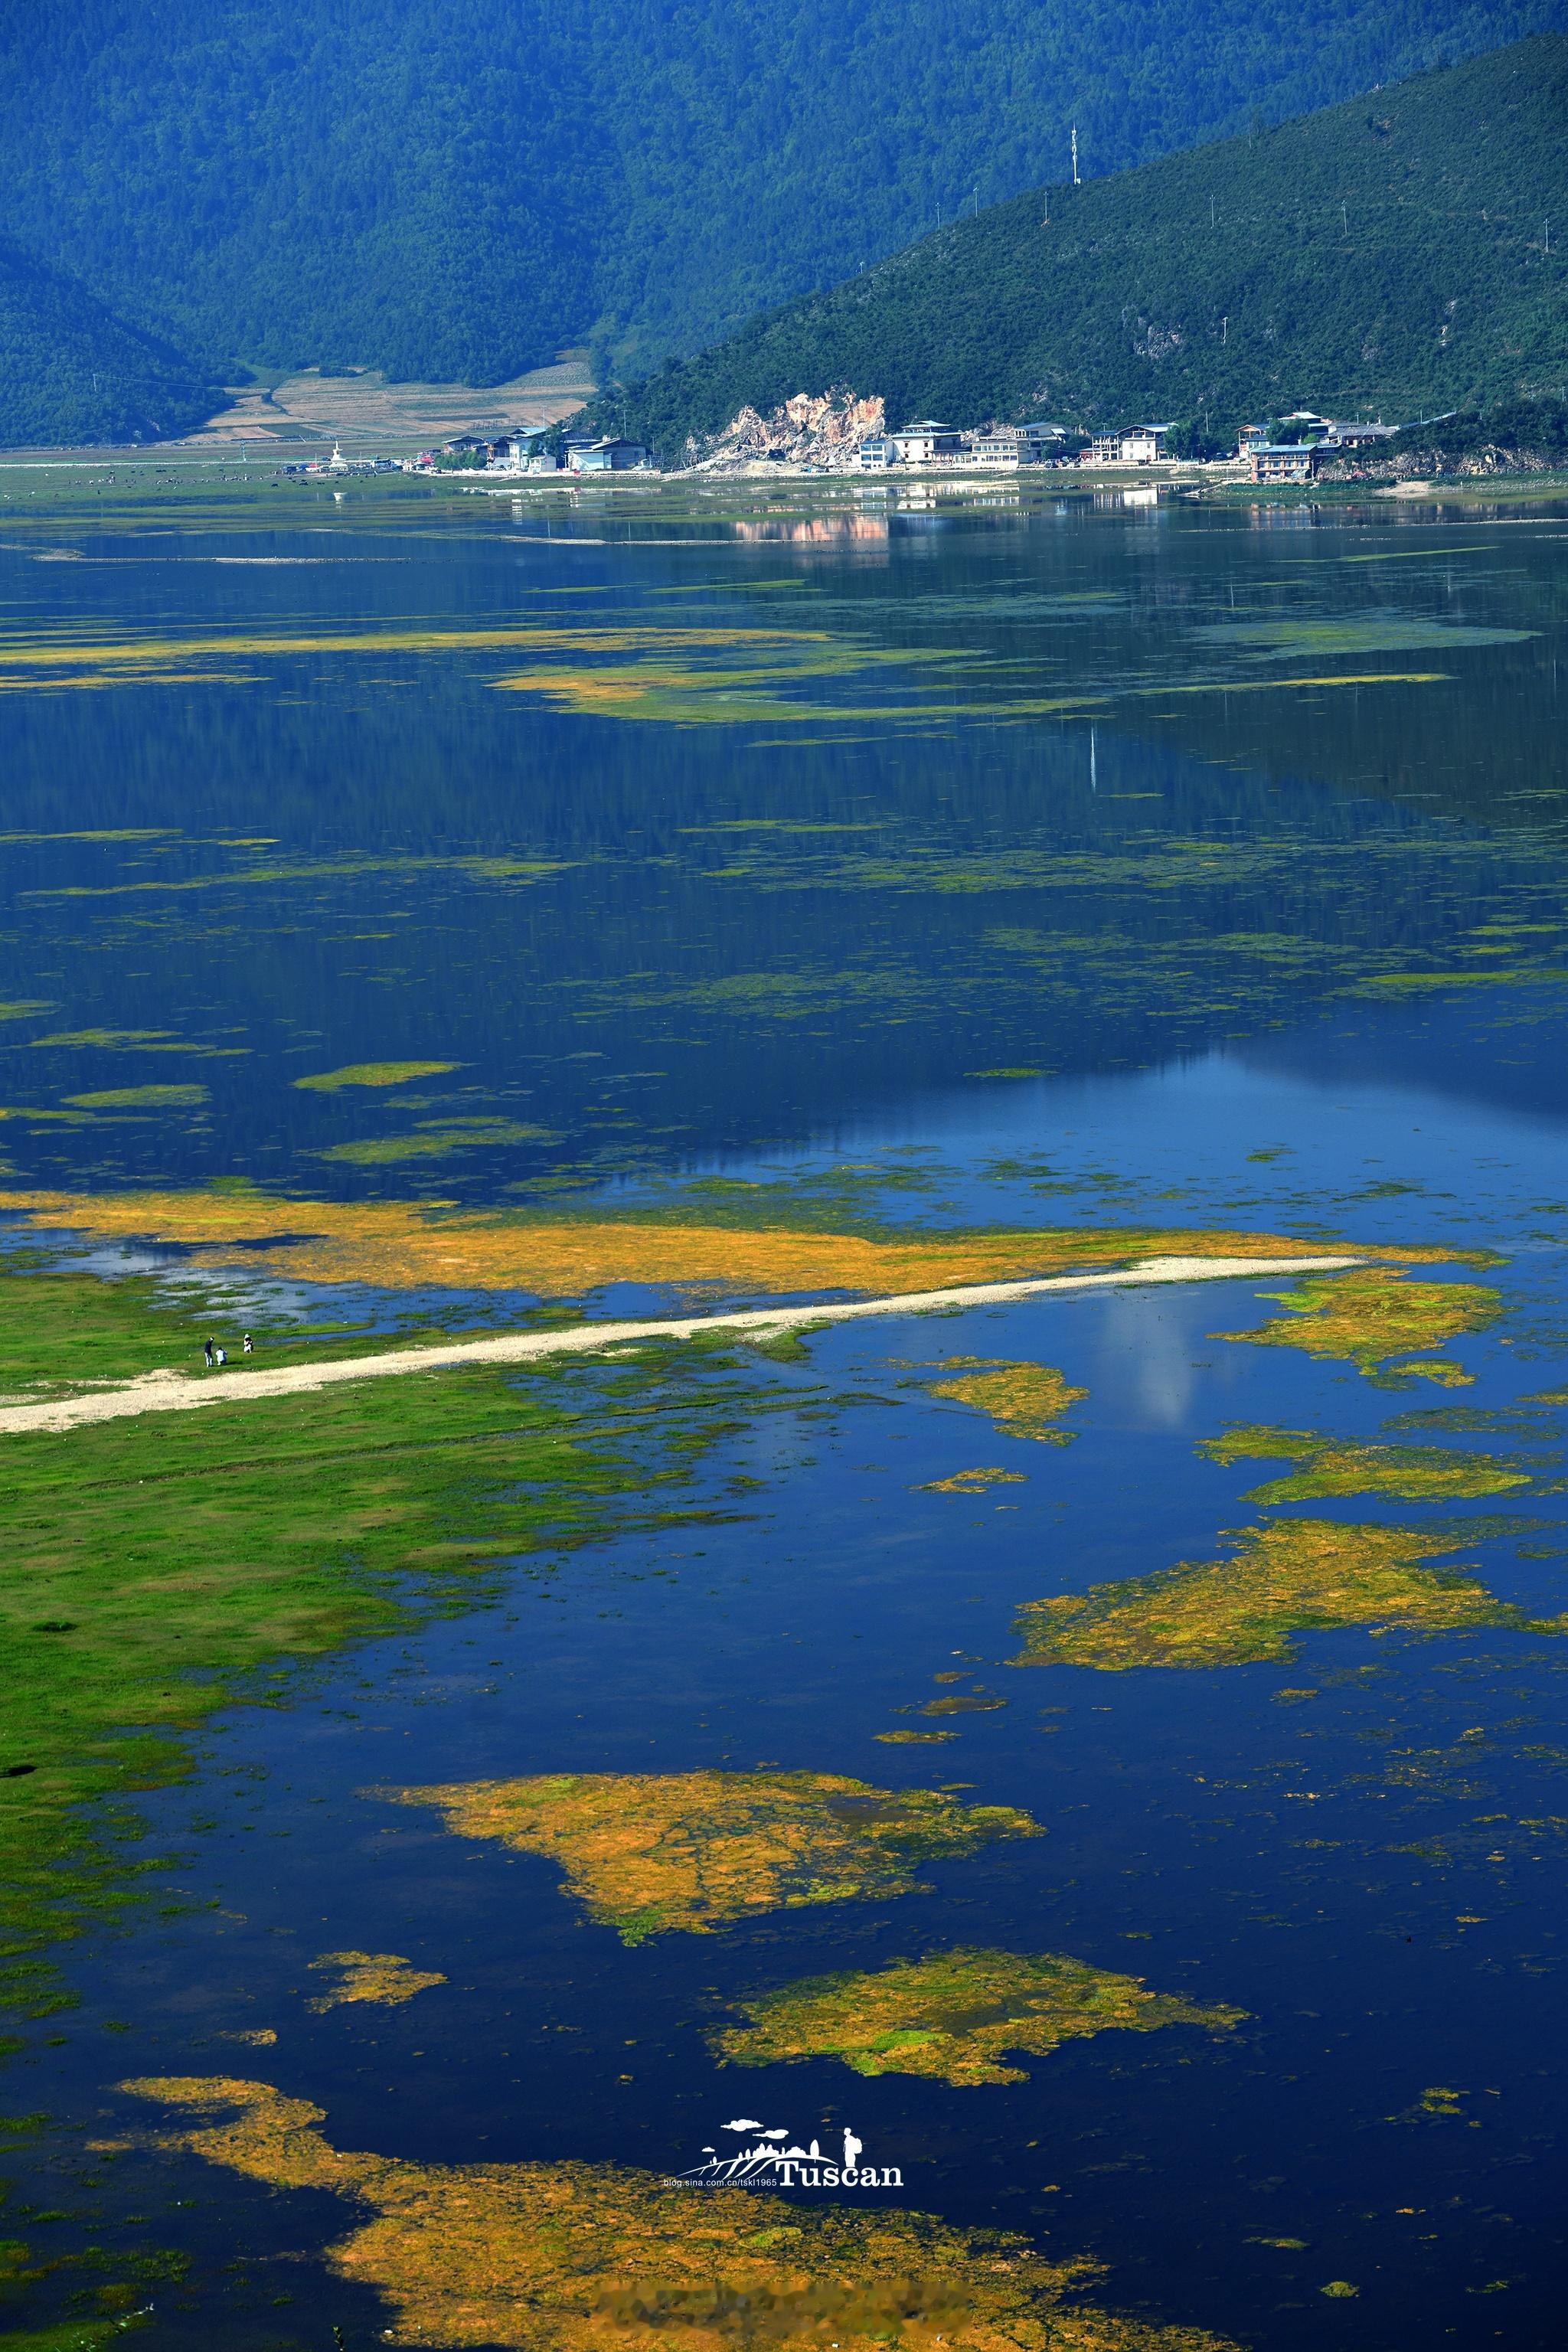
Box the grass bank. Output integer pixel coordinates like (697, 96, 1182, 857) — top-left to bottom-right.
(0, 1265, 779, 2034)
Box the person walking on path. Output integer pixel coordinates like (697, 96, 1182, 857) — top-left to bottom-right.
(204, 1338, 215, 1369)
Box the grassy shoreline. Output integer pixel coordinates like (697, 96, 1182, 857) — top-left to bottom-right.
(0, 1263, 792, 2037)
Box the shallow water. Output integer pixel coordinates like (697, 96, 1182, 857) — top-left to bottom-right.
(3, 480, 1568, 2350)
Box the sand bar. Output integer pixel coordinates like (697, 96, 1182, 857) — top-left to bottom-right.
(0, 1253, 1359, 1436)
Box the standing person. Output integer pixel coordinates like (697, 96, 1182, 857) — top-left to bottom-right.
(204, 1338, 215, 1369)
(242, 1332, 253, 1356)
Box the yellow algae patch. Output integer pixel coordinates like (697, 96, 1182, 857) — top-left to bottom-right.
(711, 1947, 1245, 2086)
(1214, 1268, 1501, 1380)
(0, 620, 823, 673)
(0, 1184, 1415, 1300)
(294, 1061, 459, 1091)
(918, 1693, 1007, 1715)
(307, 1951, 447, 2012)
(1011, 1520, 1557, 1671)
(381, 1772, 1040, 1944)
(874, 1730, 959, 1745)
(490, 642, 973, 727)
(926, 1360, 1087, 1445)
(1151, 671, 1449, 696)
(119, 2076, 1236, 2350)
(919, 1468, 1027, 1494)
(1200, 1426, 1530, 1503)
(62, 1083, 209, 1109)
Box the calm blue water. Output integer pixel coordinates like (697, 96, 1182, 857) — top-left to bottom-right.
(3, 480, 1568, 2350)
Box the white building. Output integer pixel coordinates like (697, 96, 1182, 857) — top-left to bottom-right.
(889, 421, 966, 463)
(969, 422, 1067, 466)
(1087, 424, 1171, 465)
(1119, 423, 1172, 463)
(566, 436, 654, 472)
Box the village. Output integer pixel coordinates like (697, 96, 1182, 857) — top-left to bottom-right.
(848, 411, 1402, 481)
(280, 404, 1409, 486)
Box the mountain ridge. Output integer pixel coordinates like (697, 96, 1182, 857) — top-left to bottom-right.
(0, 0, 1558, 397)
(594, 37, 1568, 465)
(0, 244, 220, 449)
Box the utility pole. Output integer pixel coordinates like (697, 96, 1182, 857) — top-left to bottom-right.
(1071, 124, 1080, 186)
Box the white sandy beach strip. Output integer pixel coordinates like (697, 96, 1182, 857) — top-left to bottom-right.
(0, 1252, 1360, 1437)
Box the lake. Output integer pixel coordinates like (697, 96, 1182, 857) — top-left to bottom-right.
(1, 469, 1566, 2351)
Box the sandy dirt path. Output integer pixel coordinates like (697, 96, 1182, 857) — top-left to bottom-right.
(0, 1253, 1360, 1438)
(0, 1251, 1363, 1429)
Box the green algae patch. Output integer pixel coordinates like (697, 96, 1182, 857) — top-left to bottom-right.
(318, 1119, 552, 1164)
(0, 1266, 799, 2024)
(1010, 1519, 1557, 1672)
(293, 1060, 459, 1091)
(0, 2325, 140, 2351)
(711, 1947, 1245, 2085)
(60, 1084, 208, 1110)
(306, 1952, 446, 2011)
(1191, 618, 1534, 657)
(1214, 1268, 1501, 1380)
(1200, 1426, 1530, 1503)
(384, 1772, 1040, 1943)
(926, 1361, 1087, 1445)
(120, 2074, 1237, 2350)
(28, 1027, 236, 1056)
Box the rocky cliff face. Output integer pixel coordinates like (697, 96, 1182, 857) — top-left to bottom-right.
(686, 387, 884, 472)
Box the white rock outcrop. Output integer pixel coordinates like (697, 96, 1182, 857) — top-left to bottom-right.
(685, 387, 884, 473)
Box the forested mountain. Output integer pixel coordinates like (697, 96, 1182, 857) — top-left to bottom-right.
(0, 245, 220, 449)
(603, 37, 1568, 461)
(0, 0, 1560, 398)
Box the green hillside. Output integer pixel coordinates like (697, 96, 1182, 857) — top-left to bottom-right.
(603, 36, 1568, 461)
(0, 245, 220, 449)
(0, 0, 1557, 397)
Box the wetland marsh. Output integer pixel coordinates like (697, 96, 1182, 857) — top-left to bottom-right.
(2, 470, 1568, 2350)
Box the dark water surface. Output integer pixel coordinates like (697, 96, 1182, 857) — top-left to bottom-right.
(3, 481, 1568, 2350)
